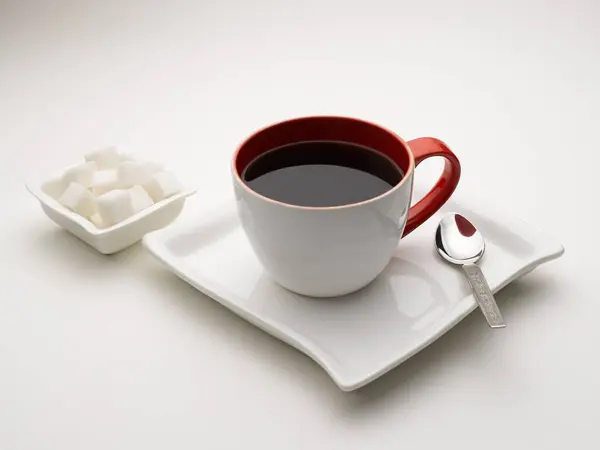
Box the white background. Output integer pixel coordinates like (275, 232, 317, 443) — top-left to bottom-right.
(1, 0, 597, 448)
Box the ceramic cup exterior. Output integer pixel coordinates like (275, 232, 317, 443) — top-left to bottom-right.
(232, 116, 461, 297)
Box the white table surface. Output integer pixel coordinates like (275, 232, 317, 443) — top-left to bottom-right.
(1, 0, 597, 448)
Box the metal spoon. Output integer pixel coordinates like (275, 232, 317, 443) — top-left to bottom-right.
(435, 213, 506, 328)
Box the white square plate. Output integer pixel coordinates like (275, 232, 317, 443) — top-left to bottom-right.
(143, 194, 564, 391)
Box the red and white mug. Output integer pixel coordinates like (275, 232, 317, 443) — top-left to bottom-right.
(232, 116, 461, 297)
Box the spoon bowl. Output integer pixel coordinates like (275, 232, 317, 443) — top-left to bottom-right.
(436, 213, 485, 265)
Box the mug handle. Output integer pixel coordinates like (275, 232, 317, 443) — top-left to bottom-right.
(402, 137, 462, 237)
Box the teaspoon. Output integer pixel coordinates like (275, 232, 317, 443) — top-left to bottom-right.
(435, 212, 506, 328)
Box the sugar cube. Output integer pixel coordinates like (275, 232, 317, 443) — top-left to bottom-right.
(61, 161, 97, 188)
(96, 186, 154, 226)
(57, 182, 97, 217)
(129, 185, 154, 213)
(96, 190, 130, 226)
(89, 213, 105, 228)
(85, 146, 121, 169)
(91, 169, 119, 196)
(117, 161, 160, 188)
(143, 171, 183, 202)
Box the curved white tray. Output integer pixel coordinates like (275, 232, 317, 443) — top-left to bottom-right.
(143, 195, 564, 391)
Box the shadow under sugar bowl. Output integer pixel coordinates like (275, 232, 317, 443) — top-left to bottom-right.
(232, 116, 461, 297)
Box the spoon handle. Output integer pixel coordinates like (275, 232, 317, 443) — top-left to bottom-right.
(462, 264, 506, 328)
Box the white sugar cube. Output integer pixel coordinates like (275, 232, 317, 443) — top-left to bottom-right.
(117, 161, 160, 188)
(85, 146, 121, 169)
(57, 182, 97, 217)
(91, 169, 119, 196)
(143, 171, 183, 202)
(96, 186, 154, 226)
(89, 213, 105, 228)
(96, 190, 130, 226)
(42, 176, 69, 199)
(129, 185, 154, 213)
(61, 161, 97, 188)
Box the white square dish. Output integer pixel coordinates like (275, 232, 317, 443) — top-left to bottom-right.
(143, 195, 564, 391)
(26, 166, 197, 254)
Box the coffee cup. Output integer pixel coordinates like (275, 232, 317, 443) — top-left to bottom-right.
(232, 116, 461, 297)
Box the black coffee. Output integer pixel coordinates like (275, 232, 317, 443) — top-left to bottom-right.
(242, 141, 403, 207)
